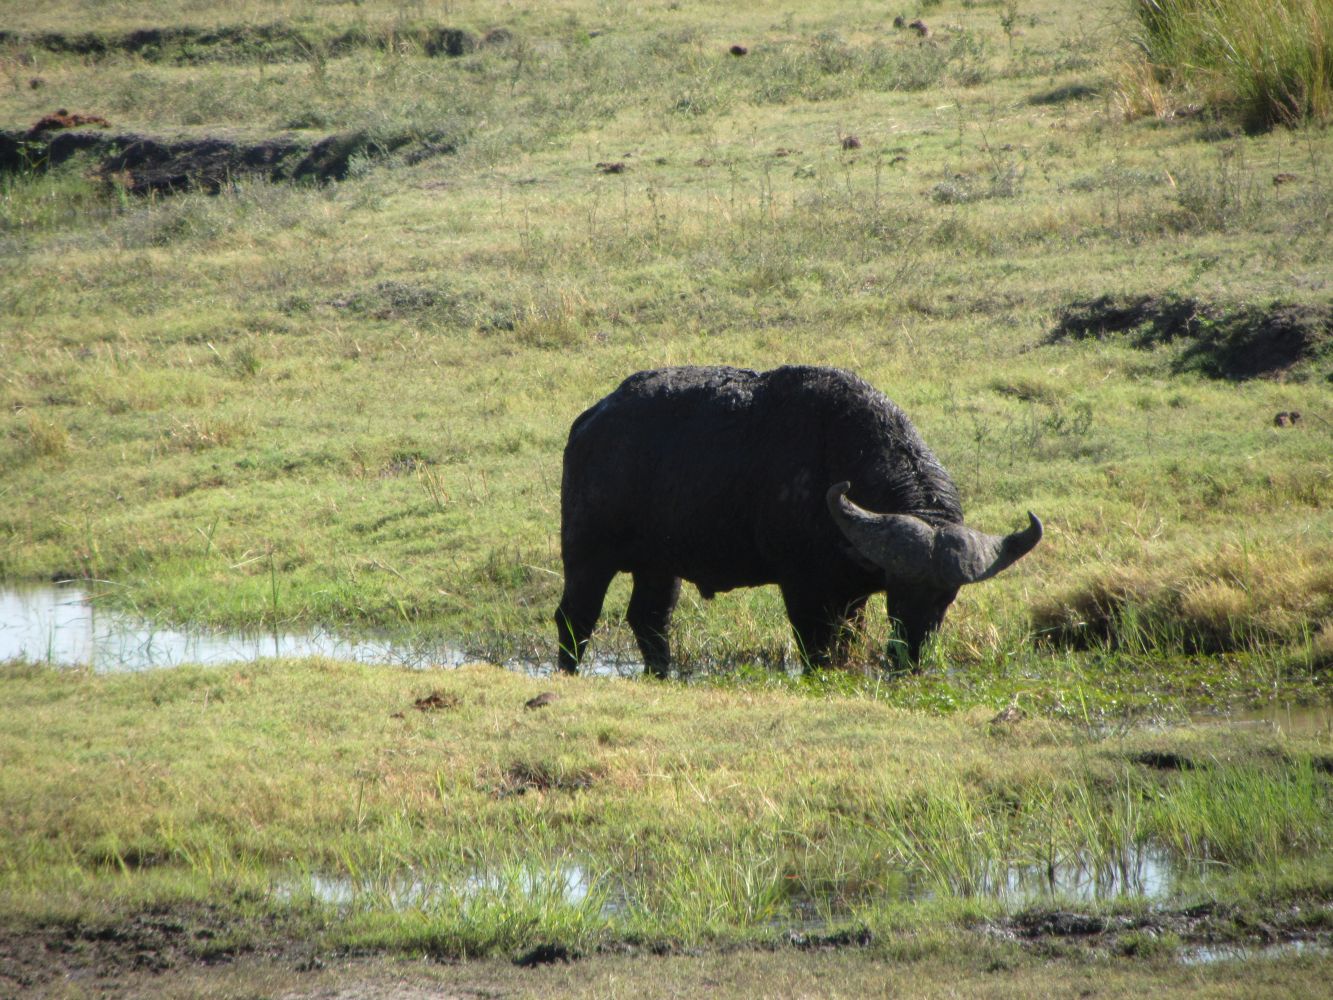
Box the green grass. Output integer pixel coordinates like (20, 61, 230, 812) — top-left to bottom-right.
(2, 660, 1330, 958)
(1124, 0, 1333, 130)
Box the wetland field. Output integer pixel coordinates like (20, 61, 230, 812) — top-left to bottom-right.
(2, 0, 1332, 995)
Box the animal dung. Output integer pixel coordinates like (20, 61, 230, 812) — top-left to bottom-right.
(525, 691, 559, 710)
(841, 135, 861, 150)
(595, 161, 627, 174)
(908, 20, 931, 39)
(1273, 411, 1301, 427)
(729, 44, 748, 56)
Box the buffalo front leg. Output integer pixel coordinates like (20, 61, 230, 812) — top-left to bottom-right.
(554, 563, 616, 674)
(627, 572, 681, 679)
(780, 587, 851, 669)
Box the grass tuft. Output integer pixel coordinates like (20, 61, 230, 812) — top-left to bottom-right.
(1122, 0, 1333, 130)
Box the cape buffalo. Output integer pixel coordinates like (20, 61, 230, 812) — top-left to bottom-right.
(555, 365, 1041, 675)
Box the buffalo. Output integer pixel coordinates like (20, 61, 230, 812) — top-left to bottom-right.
(554, 365, 1041, 675)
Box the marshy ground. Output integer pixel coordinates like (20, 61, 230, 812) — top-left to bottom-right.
(2, 0, 1331, 995)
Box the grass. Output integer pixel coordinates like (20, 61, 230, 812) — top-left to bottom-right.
(0, 0, 1332, 986)
(1, 659, 1330, 959)
(1122, 0, 1333, 130)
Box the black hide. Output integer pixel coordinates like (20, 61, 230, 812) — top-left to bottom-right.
(555, 365, 968, 674)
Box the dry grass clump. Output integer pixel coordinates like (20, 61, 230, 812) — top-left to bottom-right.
(1034, 541, 1333, 654)
(13, 411, 70, 460)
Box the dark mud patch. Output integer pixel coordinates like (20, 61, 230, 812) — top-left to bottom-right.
(0, 23, 485, 64)
(497, 759, 600, 797)
(1131, 750, 1196, 771)
(997, 899, 1333, 960)
(1049, 294, 1333, 380)
(0, 126, 452, 194)
(27, 108, 111, 136)
(0, 904, 306, 997)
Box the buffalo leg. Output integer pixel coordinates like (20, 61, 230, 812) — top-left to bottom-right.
(555, 563, 616, 673)
(627, 572, 681, 678)
(780, 588, 847, 669)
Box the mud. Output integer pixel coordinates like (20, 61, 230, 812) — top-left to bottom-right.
(27, 108, 111, 136)
(0, 23, 483, 64)
(0, 904, 304, 998)
(1049, 294, 1333, 380)
(2, 897, 1327, 995)
(0, 126, 449, 194)
(996, 898, 1333, 960)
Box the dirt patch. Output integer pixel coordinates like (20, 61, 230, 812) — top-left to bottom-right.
(2, 897, 1330, 995)
(1049, 294, 1333, 380)
(998, 899, 1333, 958)
(0, 23, 488, 64)
(1131, 749, 1195, 771)
(28, 108, 111, 136)
(0, 126, 451, 194)
(498, 759, 599, 797)
(0, 904, 306, 998)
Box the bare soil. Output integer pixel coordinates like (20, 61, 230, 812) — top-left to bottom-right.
(3, 899, 1329, 999)
(0, 126, 449, 194)
(1050, 295, 1333, 381)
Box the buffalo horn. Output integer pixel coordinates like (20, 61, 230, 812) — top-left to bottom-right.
(826, 482, 1042, 587)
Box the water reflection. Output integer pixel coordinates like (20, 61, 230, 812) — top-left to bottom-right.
(985, 845, 1174, 903)
(1191, 702, 1333, 739)
(276, 863, 615, 914)
(0, 582, 646, 676)
(1179, 939, 1331, 966)
(0, 583, 471, 673)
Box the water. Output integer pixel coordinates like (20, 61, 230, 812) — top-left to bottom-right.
(985, 845, 1175, 904)
(281, 847, 1179, 926)
(0, 582, 472, 673)
(276, 863, 617, 914)
(1190, 701, 1333, 739)
(0, 582, 642, 676)
(1179, 939, 1331, 966)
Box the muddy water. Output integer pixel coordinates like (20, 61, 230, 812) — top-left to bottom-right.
(1190, 701, 1333, 738)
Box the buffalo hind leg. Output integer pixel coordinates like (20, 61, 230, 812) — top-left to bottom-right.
(555, 562, 616, 674)
(627, 572, 681, 679)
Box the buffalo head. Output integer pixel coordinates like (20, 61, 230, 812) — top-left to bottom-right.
(826, 481, 1042, 664)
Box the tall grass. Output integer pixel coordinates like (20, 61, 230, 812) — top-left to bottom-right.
(1125, 0, 1333, 129)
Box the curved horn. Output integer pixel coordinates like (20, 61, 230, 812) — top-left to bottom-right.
(826, 482, 936, 581)
(932, 512, 1043, 586)
(826, 482, 1042, 587)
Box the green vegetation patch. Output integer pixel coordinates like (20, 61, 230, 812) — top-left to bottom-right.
(1123, 0, 1333, 130)
(0, 22, 485, 64)
(1, 659, 1331, 969)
